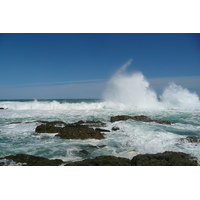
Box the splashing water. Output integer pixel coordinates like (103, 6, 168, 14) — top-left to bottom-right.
(103, 60, 200, 111)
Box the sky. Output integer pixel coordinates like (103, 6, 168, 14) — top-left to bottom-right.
(0, 33, 200, 99)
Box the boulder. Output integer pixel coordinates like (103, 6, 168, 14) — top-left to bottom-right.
(56, 124, 105, 139)
(112, 126, 120, 131)
(131, 151, 198, 166)
(35, 121, 105, 140)
(65, 155, 131, 166)
(110, 115, 172, 125)
(0, 154, 64, 166)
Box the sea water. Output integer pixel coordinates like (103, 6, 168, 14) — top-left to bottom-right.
(0, 63, 200, 164)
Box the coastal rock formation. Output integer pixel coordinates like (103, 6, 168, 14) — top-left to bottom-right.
(178, 136, 200, 143)
(110, 115, 172, 125)
(35, 121, 105, 140)
(130, 151, 198, 166)
(75, 120, 106, 127)
(0, 151, 198, 166)
(65, 156, 131, 166)
(55, 125, 105, 139)
(0, 154, 63, 166)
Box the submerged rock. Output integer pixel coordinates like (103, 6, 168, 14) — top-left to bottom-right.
(110, 115, 172, 125)
(0, 154, 64, 166)
(130, 151, 198, 166)
(179, 136, 200, 143)
(65, 156, 131, 166)
(35, 121, 105, 140)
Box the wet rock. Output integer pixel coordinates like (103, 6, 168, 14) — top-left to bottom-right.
(35, 123, 63, 134)
(55, 125, 105, 140)
(0, 154, 64, 166)
(95, 128, 110, 133)
(79, 150, 90, 155)
(131, 151, 198, 166)
(35, 121, 105, 140)
(179, 136, 200, 143)
(65, 156, 131, 166)
(112, 126, 120, 131)
(110, 115, 172, 125)
(75, 120, 106, 127)
(0, 107, 7, 110)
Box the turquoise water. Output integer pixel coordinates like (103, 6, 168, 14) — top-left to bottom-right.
(0, 99, 200, 164)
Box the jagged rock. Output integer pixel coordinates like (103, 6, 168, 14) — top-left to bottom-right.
(55, 125, 105, 139)
(179, 136, 200, 143)
(35, 121, 105, 140)
(112, 126, 120, 131)
(131, 151, 198, 166)
(0, 154, 64, 166)
(65, 156, 131, 166)
(110, 115, 172, 125)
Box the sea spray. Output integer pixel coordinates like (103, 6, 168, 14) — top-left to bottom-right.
(160, 83, 200, 110)
(103, 60, 200, 110)
(103, 60, 163, 110)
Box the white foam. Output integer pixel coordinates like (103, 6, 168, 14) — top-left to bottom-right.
(160, 83, 200, 110)
(103, 61, 200, 111)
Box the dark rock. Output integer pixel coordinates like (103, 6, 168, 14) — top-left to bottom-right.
(95, 128, 110, 133)
(75, 120, 106, 127)
(65, 156, 131, 166)
(35, 123, 63, 134)
(179, 136, 200, 143)
(0, 107, 7, 110)
(0, 154, 64, 166)
(112, 126, 120, 131)
(97, 145, 106, 148)
(79, 150, 90, 155)
(35, 121, 105, 140)
(55, 125, 105, 139)
(110, 115, 172, 125)
(131, 151, 198, 166)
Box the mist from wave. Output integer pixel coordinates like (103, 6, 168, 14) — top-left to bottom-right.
(103, 60, 200, 111)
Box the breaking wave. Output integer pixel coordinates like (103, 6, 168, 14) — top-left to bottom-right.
(103, 60, 200, 111)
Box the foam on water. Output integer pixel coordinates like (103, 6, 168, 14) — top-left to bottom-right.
(1, 61, 200, 164)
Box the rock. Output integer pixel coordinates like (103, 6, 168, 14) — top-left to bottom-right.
(35, 121, 105, 140)
(112, 126, 120, 131)
(75, 120, 106, 127)
(179, 136, 200, 143)
(0, 154, 64, 166)
(0, 107, 7, 110)
(65, 156, 131, 166)
(55, 124, 105, 139)
(79, 150, 90, 155)
(110, 115, 172, 125)
(131, 151, 198, 166)
(95, 128, 110, 133)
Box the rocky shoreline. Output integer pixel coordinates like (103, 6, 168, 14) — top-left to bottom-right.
(0, 151, 198, 166)
(1, 115, 199, 166)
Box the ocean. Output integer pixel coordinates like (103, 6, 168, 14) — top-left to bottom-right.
(0, 97, 200, 165)
(1, 65, 200, 165)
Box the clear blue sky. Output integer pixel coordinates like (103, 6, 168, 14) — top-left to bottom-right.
(0, 33, 199, 99)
